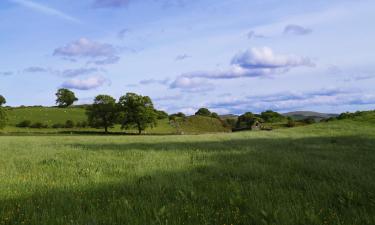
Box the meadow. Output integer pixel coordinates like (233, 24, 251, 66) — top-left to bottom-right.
(1, 119, 374, 225)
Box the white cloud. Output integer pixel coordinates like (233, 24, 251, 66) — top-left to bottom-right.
(170, 47, 314, 91)
(170, 77, 214, 92)
(231, 47, 314, 69)
(62, 76, 109, 90)
(54, 38, 120, 65)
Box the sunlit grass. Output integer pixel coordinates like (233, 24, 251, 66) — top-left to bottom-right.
(0, 120, 374, 224)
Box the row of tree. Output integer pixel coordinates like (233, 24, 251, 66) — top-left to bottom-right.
(0, 89, 303, 133)
(87, 93, 158, 134)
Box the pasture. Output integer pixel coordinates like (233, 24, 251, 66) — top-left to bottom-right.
(1, 120, 374, 225)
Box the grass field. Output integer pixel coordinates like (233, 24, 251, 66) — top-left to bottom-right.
(1, 119, 375, 225)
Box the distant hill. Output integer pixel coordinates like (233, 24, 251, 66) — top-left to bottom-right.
(219, 114, 238, 120)
(283, 111, 338, 121)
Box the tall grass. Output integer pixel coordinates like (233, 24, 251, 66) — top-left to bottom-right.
(0, 120, 374, 224)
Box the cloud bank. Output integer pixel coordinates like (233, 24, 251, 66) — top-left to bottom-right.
(170, 47, 314, 90)
(54, 38, 120, 65)
(61, 76, 109, 90)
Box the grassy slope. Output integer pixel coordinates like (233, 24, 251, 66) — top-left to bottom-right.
(3, 107, 228, 134)
(5, 107, 87, 126)
(0, 119, 375, 224)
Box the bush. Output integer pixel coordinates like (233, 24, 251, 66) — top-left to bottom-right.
(211, 112, 220, 119)
(16, 120, 32, 128)
(169, 112, 186, 121)
(195, 108, 212, 117)
(155, 110, 169, 120)
(52, 123, 64, 129)
(65, 120, 75, 128)
(302, 118, 316, 124)
(286, 118, 296, 127)
(30, 122, 48, 129)
(76, 121, 88, 128)
(260, 110, 285, 123)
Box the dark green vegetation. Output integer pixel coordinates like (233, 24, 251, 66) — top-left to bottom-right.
(55, 88, 78, 108)
(86, 95, 119, 134)
(118, 93, 158, 134)
(1, 117, 375, 225)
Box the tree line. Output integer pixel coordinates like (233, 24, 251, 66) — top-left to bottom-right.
(0, 89, 324, 133)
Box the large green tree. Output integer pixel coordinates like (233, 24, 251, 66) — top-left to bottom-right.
(86, 95, 118, 134)
(0, 95, 6, 106)
(118, 93, 157, 134)
(55, 88, 78, 108)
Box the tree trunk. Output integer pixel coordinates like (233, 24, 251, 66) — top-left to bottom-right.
(105, 126, 108, 134)
(137, 123, 142, 135)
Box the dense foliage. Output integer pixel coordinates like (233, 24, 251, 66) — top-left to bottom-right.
(118, 93, 158, 134)
(55, 89, 78, 108)
(86, 95, 118, 133)
(260, 110, 285, 123)
(236, 112, 257, 129)
(0, 95, 6, 106)
(195, 108, 212, 117)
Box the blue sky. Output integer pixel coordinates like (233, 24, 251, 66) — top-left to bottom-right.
(0, 0, 374, 114)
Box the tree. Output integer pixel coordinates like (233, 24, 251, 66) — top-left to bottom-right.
(195, 108, 212, 117)
(118, 93, 157, 134)
(236, 112, 256, 129)
(86, 95, 118, 134)
(55, 89, 78, 108)
(260, 110, 285, 123)
(0, 95, 6, 106)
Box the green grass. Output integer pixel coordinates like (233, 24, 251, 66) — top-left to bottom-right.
(0, 120, 375, 225)
(5, 107, 87, 126)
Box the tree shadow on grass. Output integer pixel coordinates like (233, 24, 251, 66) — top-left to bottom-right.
(1, 136, 375, 225)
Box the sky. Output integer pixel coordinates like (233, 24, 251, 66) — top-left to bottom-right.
(0, 0, 374, 115)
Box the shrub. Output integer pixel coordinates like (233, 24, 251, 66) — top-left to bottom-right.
(155, 110, 169, 120)
(65, 120, 75, 128)
(195, 108, 212, 117)
(302, 118, 316, 124)
(211, 112, 220, 119)
(169, 112, 186, 121)
(286, 117, 296, 127)
(260, 110, 285, 123)
(30, 122, 48, 129)
(16, 120, 32, 128)
(76, 121, 88, 128)
(236, 112, 256, 129)
(52, 123, 64, 129)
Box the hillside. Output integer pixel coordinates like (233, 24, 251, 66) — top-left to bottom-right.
(6, 106, 87, 126)
(2, 107, 229, 134)
(283, 111, 338, 121)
